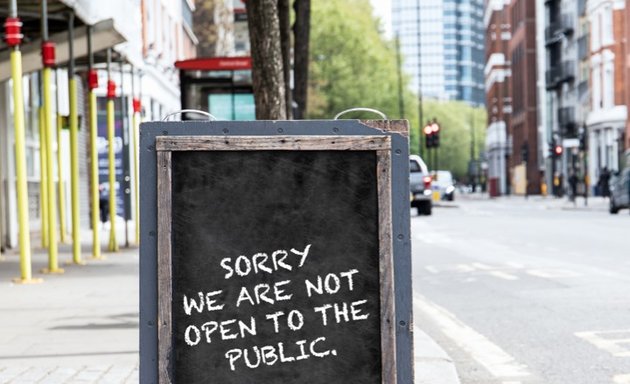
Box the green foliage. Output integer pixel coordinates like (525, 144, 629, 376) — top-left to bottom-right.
(307, 0, 404, 120)
(307, 0, 486, 180)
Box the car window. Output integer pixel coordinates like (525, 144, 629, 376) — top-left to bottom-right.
(410, 160, 422, 173)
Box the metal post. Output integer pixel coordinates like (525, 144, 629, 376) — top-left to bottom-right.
(7, 0, 42, 283)
(87, 26, 102, 259)
(106, 49, 119, 252)
(416, 0, 423, 158)
(39, 104, 49, 249)
(41, 0, 63, 274)
(68, 11, 82, 264)
(131, 70, 140, 245)
(470, 104, 476, 191)
(119, 61, 130, 248)
(395, 33, 405, 119)
(55, 69, 67, 244)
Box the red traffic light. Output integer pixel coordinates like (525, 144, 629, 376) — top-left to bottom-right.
(431, 123, 440, 133)
(423, 125, 433, 135)
(554, 145, 563, 156)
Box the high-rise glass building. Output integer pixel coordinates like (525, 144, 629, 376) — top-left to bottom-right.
(391, 0, 485, 106)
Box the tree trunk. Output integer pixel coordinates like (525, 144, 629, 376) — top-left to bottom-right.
(246, 0, 287, 120)
(278, 0, 293, 119)
(293, 0, 310, 119)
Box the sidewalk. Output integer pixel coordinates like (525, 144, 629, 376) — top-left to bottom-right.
(0, 233, 139, 383)
(0, 231, 460, 384)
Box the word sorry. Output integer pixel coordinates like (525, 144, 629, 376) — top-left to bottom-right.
(220, 244, 312, 280)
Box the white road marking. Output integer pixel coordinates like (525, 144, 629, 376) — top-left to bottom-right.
(526, 269, 581, 279)
(456, 264, 476, 273)
(614, 374, 630, 384)
(415, 293, 531, 379)
(488, 271, 519, 281)
(472, 262, 494, 270)
(575, 330, 630, 357)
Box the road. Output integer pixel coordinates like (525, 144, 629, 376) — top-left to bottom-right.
(412, 196, 630, 384)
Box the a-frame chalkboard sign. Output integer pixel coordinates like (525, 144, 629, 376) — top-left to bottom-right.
(140, 120, 413, 384)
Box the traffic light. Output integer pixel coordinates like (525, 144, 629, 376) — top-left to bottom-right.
(424, 123, 434, 149)
(431, 122, 440, 147)
(554, 144, 563, 158)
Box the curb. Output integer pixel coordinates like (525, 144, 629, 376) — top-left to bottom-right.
(414, 326, 460, 384)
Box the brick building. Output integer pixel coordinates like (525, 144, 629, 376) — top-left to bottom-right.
(484, 0, 512, 196)
(586, 0, 627, 190)
(509, 0, 540, 195)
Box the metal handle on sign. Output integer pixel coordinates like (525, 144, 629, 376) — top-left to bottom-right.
(333, 107, 388, 120)
(162, 109, 217, 121)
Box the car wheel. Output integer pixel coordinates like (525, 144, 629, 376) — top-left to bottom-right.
(610, 198, 619, 214)
(421, 202, 432, 216)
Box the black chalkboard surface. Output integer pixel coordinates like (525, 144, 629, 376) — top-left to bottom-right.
(155, 136, 395, 384)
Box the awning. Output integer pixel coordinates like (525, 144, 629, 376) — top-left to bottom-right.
(0, 18, 125, 82)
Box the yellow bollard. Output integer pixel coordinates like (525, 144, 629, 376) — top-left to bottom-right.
(69, 76, 83, 264)
(107, 96, 119, 252)
(56, 111, 68, 244)
(41, 67, 63, 274)
(89, 90, 102, 259)
(39, 106, 48, 249)
(10, 48, 41, 284)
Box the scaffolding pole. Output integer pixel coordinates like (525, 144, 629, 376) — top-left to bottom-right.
(87, 26, 102, 259)
(67, 12, 82, 264)
(40, 0, 63, 274)
(6, 0, 41, 283)
(55, 69, 67, 244)
(106, 49, 119, 252)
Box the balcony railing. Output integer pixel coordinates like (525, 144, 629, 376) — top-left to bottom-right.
(545, 14, 574, 45)
(546, 61, 575, 90)
(558, 107, 578, 137)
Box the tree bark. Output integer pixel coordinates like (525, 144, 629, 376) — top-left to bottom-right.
(293, 0, 310, 119)
(278, 0, 293, 119)
(246, 0, 287, 120)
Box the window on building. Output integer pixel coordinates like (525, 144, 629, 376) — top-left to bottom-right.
(601, 5, 613, 46)
(592, 65, 602, 109)
(590, 12, 600, 52)
(602, 60, 614, 108)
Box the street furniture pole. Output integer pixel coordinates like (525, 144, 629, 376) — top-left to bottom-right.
(39, 105, 48, 248)
(6, 0, 42, 283)
(119, 61, 129, 248)
(87, 26, 102, 259)
(55, 69, 67, 244)
(67, 12, 82, 264)
(131, 73, 140, 245)
(106, 49, 119, 252)
(41, 0, 63, 274)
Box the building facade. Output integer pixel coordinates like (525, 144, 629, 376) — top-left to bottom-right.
(544, 0, 585, 195)
(510, 0, 541, 195)
(392, 0, 486, 105)
(484, 0, 512, 196)
(586, 0, 627, 192)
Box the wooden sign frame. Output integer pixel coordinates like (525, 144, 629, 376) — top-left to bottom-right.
(156, 135, 396, 383)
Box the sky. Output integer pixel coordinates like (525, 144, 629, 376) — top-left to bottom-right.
(369, 0, 393, 38)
